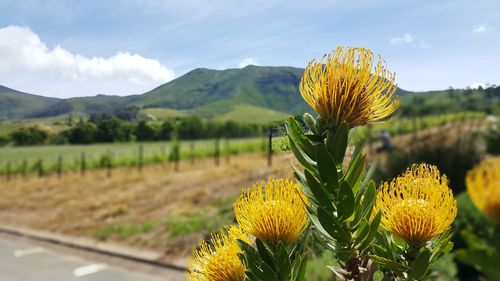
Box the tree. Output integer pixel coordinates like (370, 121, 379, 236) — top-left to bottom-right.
(95, 117, 131, 142)
(63, 122, 98, 144)
(9, 127, 48, 146)
(135, 120, 157, 141)
(178, 116, 204, 139)
(158, 120, 175, 140)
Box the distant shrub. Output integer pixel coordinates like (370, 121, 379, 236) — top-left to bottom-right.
(0, 135, 9, 146)
(48, 134, 68, 145)
(9, 127, 48, 146)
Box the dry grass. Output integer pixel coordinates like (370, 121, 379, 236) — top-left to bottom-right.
(0, 152, 295, 262)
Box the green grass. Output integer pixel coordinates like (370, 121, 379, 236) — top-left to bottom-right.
(142, 108, 187, 119)
(0, 115, 72, 136)
(94, 220, 156, 241)
(93, 197, 236, 243)
(213, 104, 290, 124)
(166, 198, 235, 237)
(0, 137, 267, 175)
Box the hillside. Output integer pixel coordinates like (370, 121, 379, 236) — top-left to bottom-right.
(132, 66, 309, 118)
(0, 85, 60, 120)
(1, 66, 312, 122)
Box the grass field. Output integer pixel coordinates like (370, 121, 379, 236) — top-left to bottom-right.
(142, 108, 187, 119)
(212, 104, 289, 123)
(0, 137, 267, 175)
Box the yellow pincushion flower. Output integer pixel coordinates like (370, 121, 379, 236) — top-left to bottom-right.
(374, 164, 457, 244)
(233, 178, 309, 244)
(188, 226, 249, 281)
(466, 157, 500, 222)
(300, 46, 399, 127)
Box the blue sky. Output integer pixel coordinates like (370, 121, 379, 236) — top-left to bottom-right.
(0, 0, 498, 98)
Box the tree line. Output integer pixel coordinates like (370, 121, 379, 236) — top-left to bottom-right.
(4, 116, 270, 146)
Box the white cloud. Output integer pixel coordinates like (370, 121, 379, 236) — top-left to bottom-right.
(238, 58, 259, 68)
(390, 33, 415, 45)
(0, 25, 174, 97)
(419, 40, 431, 49)
(474, 23, 489, 33)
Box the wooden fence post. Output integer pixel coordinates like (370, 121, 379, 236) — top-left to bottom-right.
(80, 151, 86, 176)
(161, 144, 166, 163)
(56, 155, 63, 178)
(6, 161, 11, 181)
(190, 142, 195, 165)
(225, 138, 230, 164)
(214, 137, 220, 166)
(107, 150, 113, 178)
(138, 144, 144, 172)
(21, 159, 27, 180)
(268, 127, 273, 167)
(36, 159, 44, 177)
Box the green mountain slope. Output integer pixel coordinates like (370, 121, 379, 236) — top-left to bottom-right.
(129, 66, 309, 116)
(0, 85, 60, 120)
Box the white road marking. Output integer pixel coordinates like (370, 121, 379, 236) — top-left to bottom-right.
(14, 247, 44, 257)
(73, 263, 108, 277)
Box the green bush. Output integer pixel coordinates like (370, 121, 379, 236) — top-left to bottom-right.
(9, 127, 48, 146)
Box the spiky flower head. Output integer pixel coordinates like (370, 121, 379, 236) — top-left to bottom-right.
(374, 164, 457, 244)
(233, 178, 309, 244)
(188, 226, 249, 281)
(300, 46, 399, 128)
(466, 157, 500, 222)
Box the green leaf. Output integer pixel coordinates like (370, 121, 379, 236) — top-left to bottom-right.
(255, 239, 274, 267)
(316, 143, 339, 193)
(344, 154, 365, 191)
(370, 255, 408, 275)
(238, 239, 260, 265)
(275, 242, 291, 281)
(344, 141, 364, 190)
(408, 249, 431, 280)
(288, 136, 317, 172)
(327, 122, 349, 166)
(362, 180, 376, 214)
(307, 207, 334, 240)
(317, 207, 349, 243)
(238, 240, 278, 281)
(353, 220, 370, 247)
(304, 170, 333, 211)
(286, 117, 315, 160)
(291, 255, 308, 281)
(292, 165, 317, 206)
(358, 163, 376, 195)
(430, 229, 454, 262)
(358, 212, 381, 250)
(352, 179, 376, 229)
(337, 181, 355, 222)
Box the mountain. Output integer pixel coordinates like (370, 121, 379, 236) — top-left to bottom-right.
(0, 85, 60, 120)
(0, 65, 409, 122)
(131, 66, 309, 119)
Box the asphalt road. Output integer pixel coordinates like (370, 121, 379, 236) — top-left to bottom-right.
(0, 235, 184, 281)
